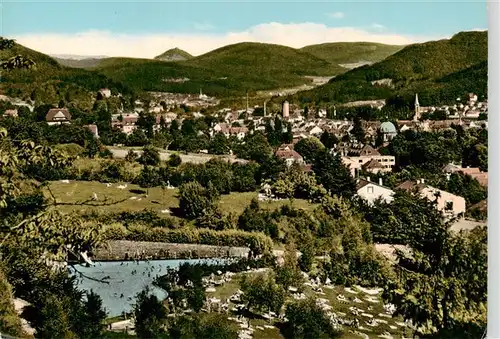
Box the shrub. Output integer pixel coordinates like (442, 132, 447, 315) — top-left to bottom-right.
(178, 181, 219, 220)
(168, 153, 182, 167)
(138, 146, 160, 166)
(240, 272, 286, 314)
(284, 297, 342, 339)
(102, 225, 273, 254)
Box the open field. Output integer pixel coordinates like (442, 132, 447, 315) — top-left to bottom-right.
(205, 271, 410, 339)
(45, 181, 317, 217)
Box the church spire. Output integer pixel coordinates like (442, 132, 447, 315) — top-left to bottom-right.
(413, 93, 421, 121)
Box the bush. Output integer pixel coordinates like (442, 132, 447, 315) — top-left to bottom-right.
(55, 143, 85, 157)
(168, 153, 182, 167)
(102, 224, 273, 254)
(0, 267, 24, 337)
(284, 297, 342, 339)
(125, 149, 138, 162)
(240, 272, 286, 314)
(138, 146, 160, 166)
(99, 148, 114, 159)
(168, 313, 239, 339)
(178, 181, 219, 220)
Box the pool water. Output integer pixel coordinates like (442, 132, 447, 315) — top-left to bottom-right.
(71, 258, 225, 317)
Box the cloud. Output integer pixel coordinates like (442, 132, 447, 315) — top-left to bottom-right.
(328, 12, 345, 19)
(11, 22, 445, 59)
(370, 23, 386, 31)
(193, 22, 214, 31)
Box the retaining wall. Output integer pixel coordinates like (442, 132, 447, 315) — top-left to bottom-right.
(92, 240, 250, 261)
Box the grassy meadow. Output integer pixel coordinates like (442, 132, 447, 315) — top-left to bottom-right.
(45, 180, 316, 218)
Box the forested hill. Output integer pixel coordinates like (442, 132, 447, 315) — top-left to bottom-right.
(288, 31, 488, 109)
(0, 40, 132, 110)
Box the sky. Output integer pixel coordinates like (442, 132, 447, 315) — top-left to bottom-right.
(1, 0, 488, 58)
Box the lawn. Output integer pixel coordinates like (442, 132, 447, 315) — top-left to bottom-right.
(205, 271, 410, 339)
(45, 180, 316, 218)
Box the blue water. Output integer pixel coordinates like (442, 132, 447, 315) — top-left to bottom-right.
(71, 259, 226, 317)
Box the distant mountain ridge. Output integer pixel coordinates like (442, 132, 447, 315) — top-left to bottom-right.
(50, 54, 109, 60)
(288, 30, 488, 108)
(5, 33, 483, 102)
(154, 48, 193, 61)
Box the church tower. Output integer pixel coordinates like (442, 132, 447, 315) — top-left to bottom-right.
(413, 93, 421, 121)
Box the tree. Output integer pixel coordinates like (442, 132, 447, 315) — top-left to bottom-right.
(352, 116, 365, 143)
(0, 268, 24, 337)
(80, 291, 107, 339)
(236, 132, 273, 163)
(168, 313, 239, 339)
(231, 163, 258, 192)
(168, 153, 182, 167)
(208, 132, 230, 155)
(238, 198, 278, 238)
(136, 113, 156, 138)
(240, 272, 286, 314)
(320, 131, 338, 149)
(25, 294, 74, 339)
(133, 288, 168, 339)
(312, 150, 356, 198)
(83, 137, 101, 159)
(178, 181, 219, 220)
(298, 238, 315, 273)
(294, 137, 325, 163)
(125, 149, 138, 162)
(275, 243, 304, 291)
(284, 297, 341, 339)
(138, 146, 160, 166)
(382, 226, 486, 337)
(186, 285, 205, 313)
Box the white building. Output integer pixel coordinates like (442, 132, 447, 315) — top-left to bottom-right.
(397, 179, 466, 219)
(356, 177, 395, 205)
(99, 88, 112, 98)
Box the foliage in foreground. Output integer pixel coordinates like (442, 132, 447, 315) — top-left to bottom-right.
(283, 297, 342, 339)
(382, 223, 487, 337)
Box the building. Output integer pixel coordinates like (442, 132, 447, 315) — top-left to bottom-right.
(45, 108, 71, 126)
(338, 145, 395, 176)
(3, 109, 18, 118)
(413, 93, 421, 121)
(443, 164, 488, 187)
(362, 158, 386, 174)
(356, 177, 395, 205)
(275, 145, 304, 167)
(99, 88, 112, 98)
(84, 124, 99, 138)
(380, 121, 397, 142)
(283, 101, 290, 119)
(397, 179, 466, 218)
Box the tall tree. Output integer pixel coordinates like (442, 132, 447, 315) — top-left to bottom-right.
(312, 150, 356, 198)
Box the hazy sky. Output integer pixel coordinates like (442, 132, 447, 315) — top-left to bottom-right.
(1, 0, 488, 58)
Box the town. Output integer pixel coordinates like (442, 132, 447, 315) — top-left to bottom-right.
(0, 5, 489, 339)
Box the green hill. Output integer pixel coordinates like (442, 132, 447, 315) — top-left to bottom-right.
(300, 42, 404, 67)
(0, 41, 131, 109)
(93, 42, 348, 97)
(289, 31, 488, 108)
(154, 48, 193, 61)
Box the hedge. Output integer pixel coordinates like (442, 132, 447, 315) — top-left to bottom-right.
(101, 224, 273, 254)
